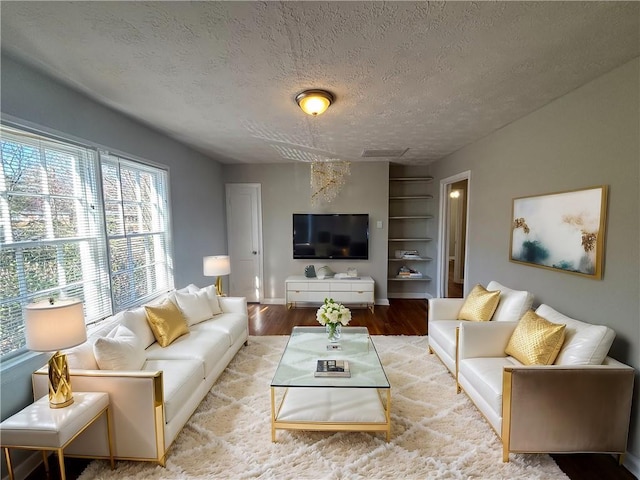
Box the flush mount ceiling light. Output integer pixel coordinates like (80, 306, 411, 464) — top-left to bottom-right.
(295, 89, 334, 116)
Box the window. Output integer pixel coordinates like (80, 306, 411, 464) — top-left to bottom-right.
(0, 125, 174, 358)
(101, 154, 173, 310)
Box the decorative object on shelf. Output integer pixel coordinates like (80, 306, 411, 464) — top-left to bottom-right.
(304, 265, 316, 278)
(395, 249, 420, 259)
(310, 161, 350, 205)
(316, 265, 335, 280)
(25, 298, 87, 408)
(316, 298, 351, 342)
(347, 267, 358, 277)
(397, 265, 423, 278)
(203, 255, 231, 295)
(295, 89, 334, 116)
(510, 185, 607, 279)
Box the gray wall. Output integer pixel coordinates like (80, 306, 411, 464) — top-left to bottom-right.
(431, 58, 640, 459)
(1, 54, 226, 289)
(223, 162, 389, 302)
(0, 54, 226, 475)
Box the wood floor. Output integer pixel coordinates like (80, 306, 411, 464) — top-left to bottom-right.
(27, 299, 635, 480)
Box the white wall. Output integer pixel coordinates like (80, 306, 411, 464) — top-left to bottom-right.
(223, 162, 390, 302)
(431, 58, 640, 462)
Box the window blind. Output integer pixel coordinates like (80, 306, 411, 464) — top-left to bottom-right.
(0, 127, 112, 357)
(101, 153, 174, 310)
(0, 126, 175, 359)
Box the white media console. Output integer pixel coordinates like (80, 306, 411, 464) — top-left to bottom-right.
(285, 275, 375, 312)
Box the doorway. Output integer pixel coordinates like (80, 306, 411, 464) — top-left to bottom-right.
(437, 172, 470, 298)
(225, 183, 263, 302)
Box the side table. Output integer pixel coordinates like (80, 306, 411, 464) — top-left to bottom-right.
(0, 392, 114, 480)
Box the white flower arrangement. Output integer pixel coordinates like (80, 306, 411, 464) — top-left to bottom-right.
(316, 298, 351, 327)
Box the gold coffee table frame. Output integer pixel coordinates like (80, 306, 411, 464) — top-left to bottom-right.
(270, 327, 391, 442)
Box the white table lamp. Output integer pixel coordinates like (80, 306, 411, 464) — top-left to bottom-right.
(25, 298, 87, 409)
(203, 255, 231, 296)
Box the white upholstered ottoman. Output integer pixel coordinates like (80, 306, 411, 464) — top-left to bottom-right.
(0, 392, 114, 480)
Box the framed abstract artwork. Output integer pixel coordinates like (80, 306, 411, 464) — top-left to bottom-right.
(510, 185, 608, 279)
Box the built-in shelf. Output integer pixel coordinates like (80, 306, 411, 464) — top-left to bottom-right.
(388, 257, 432, 262)
(388, 170, 434, 299)
(388, 238, 432, 242)
(389, 195, 434, 200)
(390, 177, 434, 182)
(388, 277, 432, 281)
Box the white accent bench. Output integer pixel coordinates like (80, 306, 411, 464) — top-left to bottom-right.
(0, 392, 114, 480)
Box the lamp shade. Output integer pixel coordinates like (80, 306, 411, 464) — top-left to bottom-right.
(25, 299, 87, 352)
(203, 255, 231, 276)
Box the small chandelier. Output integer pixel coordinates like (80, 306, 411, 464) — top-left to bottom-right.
(296, 89, 334, 116)
(310, 161, 350, 205)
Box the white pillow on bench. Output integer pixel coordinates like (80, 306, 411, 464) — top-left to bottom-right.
(94, 325, 146, 370)
(536, 304, 615, 365)
(174, 289, 212, 326)
(487, 281, 534, 322)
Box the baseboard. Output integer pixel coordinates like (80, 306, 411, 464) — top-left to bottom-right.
(2, 450, 42, 480)
(624, 450, 640, 478)
(375, 298, 390, 306)
(260, 298, 285, 305)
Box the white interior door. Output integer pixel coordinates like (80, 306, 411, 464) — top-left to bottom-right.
(225, 184, 263, 302)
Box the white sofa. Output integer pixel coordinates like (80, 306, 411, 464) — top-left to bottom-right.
(32, 285, 248, 466)
(429, 284, 635, 462)
(428, 281, 534, 376)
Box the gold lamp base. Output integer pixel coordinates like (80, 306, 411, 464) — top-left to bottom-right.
(48, 351, 74, 409)
(215, 276, 225, 296)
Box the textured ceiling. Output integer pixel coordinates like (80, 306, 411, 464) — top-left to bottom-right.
(1, 2, 639, 165)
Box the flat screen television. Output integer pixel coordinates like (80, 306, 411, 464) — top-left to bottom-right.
(293, 213, 369, 260)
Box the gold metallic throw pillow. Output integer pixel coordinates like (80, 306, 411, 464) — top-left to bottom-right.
(144, 299, 189, 347)
(505, 310, 566, 365)
(457, 284, 501, 321)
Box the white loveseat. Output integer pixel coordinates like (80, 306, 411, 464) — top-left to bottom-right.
(458, 304, 634, 461)
(428, 283, 635, 462)
(32, 285, 248, 466)
(428, 281, 534, 376)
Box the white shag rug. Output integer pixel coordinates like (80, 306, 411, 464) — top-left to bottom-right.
(80, 336, 568, 479)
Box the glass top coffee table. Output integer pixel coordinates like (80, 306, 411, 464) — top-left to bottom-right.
(270, 326, 391, 441)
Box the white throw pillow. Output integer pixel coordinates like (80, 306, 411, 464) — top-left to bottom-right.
(487, 281, 534, 322)
(64, 341, 99, 370)
(176, 283, 199, 295)
(122, 307, 157, 349)
(93, 325, 146, 370)
(174, 289, 213, 326)
(536, 304, 615, 365)
(203, 285, 223, 316)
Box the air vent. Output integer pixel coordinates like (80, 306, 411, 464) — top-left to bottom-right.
(361, 148, 408, 158)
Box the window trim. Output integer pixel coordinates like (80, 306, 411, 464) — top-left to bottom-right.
(0, 118, 175, 360)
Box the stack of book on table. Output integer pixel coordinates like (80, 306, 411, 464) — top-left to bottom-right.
(315, 359, 351, 377)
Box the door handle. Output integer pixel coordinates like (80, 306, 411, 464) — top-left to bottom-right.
(252, 251, 258, 255)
